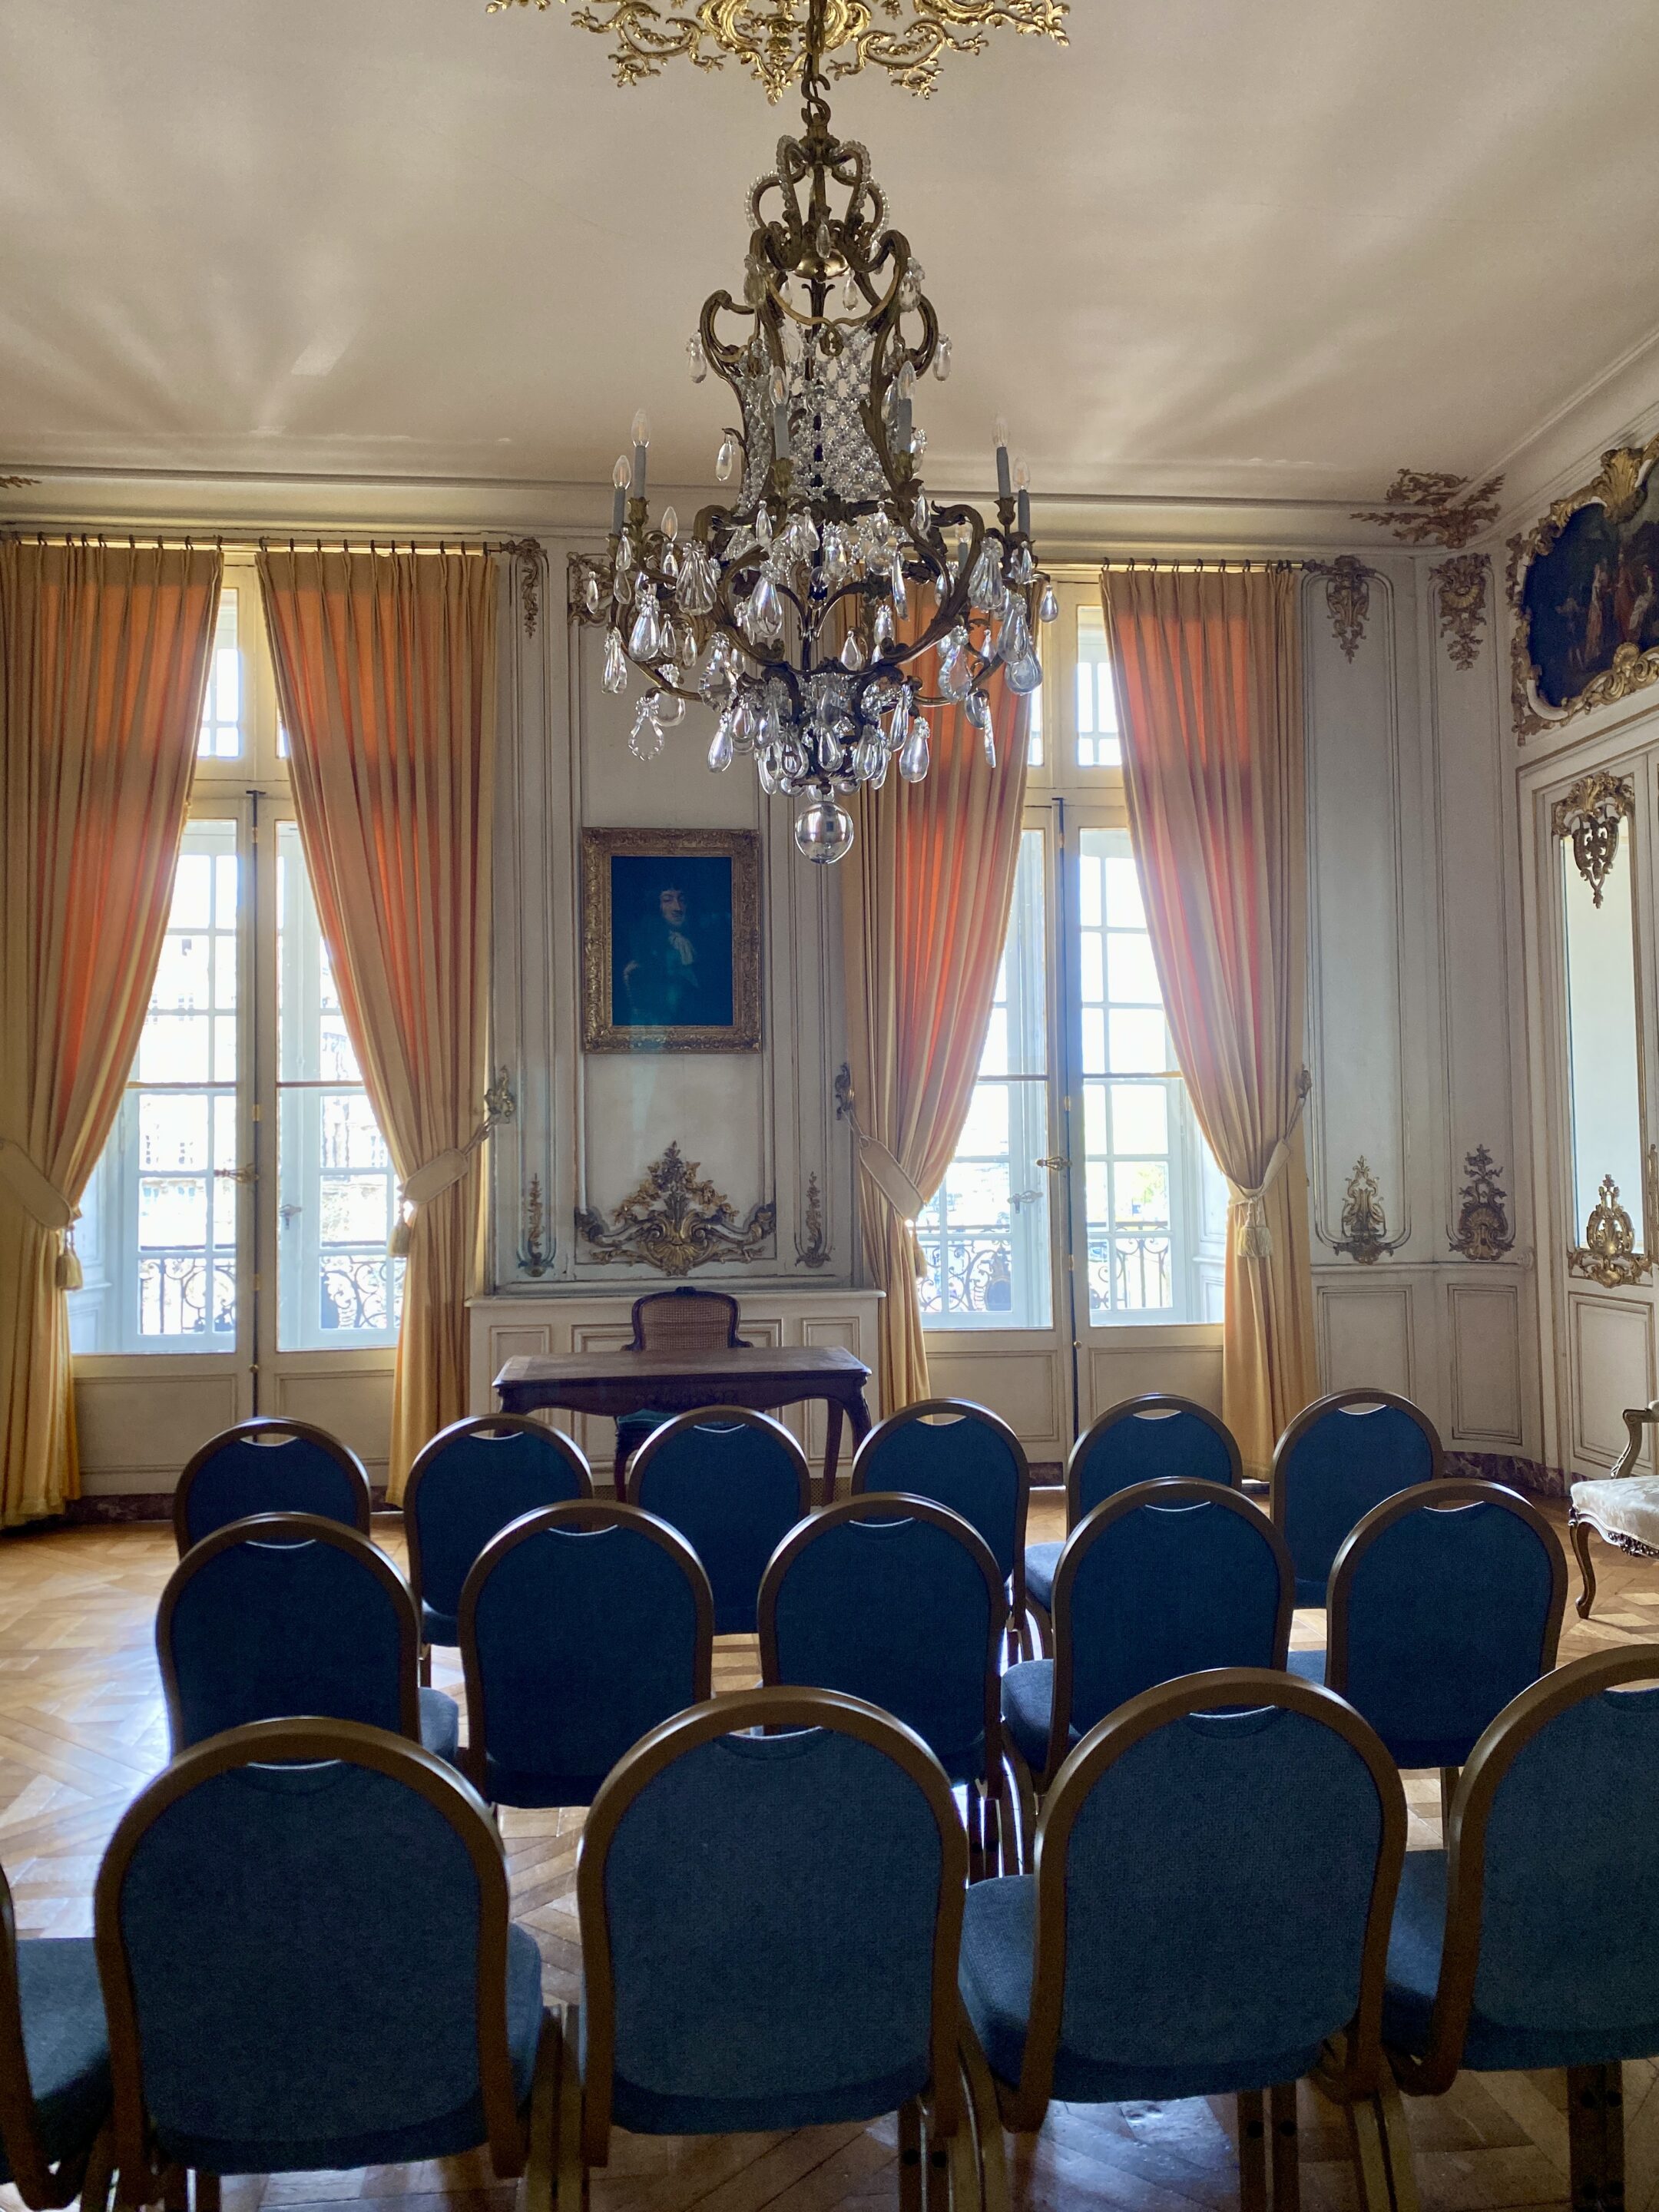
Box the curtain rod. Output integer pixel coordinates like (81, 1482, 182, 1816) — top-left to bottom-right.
(1101, 557, 1306, 574)
(0, 531, 539, 558)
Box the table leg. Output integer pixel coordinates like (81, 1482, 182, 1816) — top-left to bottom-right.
(821, 1399, 845, 1510)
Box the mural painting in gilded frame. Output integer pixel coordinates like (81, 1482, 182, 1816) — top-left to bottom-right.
(581, 826, 761, 1053)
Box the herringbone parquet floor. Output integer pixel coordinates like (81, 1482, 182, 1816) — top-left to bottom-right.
(4, 1495, 1659, 2212)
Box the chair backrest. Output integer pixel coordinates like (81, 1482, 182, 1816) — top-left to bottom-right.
(459, 1502, 714, 1806)
(94, 1719, 529, 2183)
(576, 1687, 965, 2162)
(629, 1408, 810, 1635)
(1068, 1396, 1241, 1527)
(1045, 1480, 1294, 1777)
(0, 1860, 86, 2204)
(630, 1287, 747, 1353)
(155, 1514, 420, 1753)
(851, 1399, 1029, 1596)
(758, 1496, 1004, 1782)
(404, 1416, 593, 1636)
(174, 1419, 372, 1557)
(1271, 1390, 1443, 1607)
(1327, 1480, 1568, 1769)
(1400, 1644, 1659, 2092)
(1004, 1671, 1404, 2128)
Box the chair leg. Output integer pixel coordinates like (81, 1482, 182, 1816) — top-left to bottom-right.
(1270, 2082, 1300, 2212)
(1568, 2062, 1625, 2212)
(1439, 1767, 1459, 1834)
(1345, 2094, 1398, 2212)
(1028, 1602, 1051, 1659)
(899, 2095, 925, 2212)
(965, 1782, 985, 1884)
(924, 2124, 951, 2212)
(162, 2170, 187, 2212)
(78, 2122, 115, 2212)
(1238, 2091, 1268, 2212)
(1375, 2058, 1420, 2212)
(1571, 1517, 1599, 1621)
(556, 2005, 589, 2212)
(518, 2012, 558, 2212)
(959, 2022, 1009, 2212)
(419, 1644, 432, 1687)
(193, 2178, 220, 2212)
(1004, 1745, 1038, 1876)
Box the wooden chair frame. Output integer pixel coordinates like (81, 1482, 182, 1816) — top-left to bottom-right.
(173, 1420, 372, 1559)
(0, 1863, 114, 2211)
(1568, 1403, 1659, 1619)
(970, 1668, 1406, 2160)
(757, 1493, 1011, 1878)
(457, 1500, 716, 1802)
(92, 1717, 555, 2209)
(154, 1513, 426, 1755)
(568, 1687, 971, 2193)
(851, 1399, 1032, 1657)
(403, 1416, 594, 1671)
(629, 1287, 747, 1350)
(624, 1404, 812, 1515)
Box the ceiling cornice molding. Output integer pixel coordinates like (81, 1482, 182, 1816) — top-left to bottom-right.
(1467, 318, 1659, 545)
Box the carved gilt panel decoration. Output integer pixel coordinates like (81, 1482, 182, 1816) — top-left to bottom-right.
(1551, 771, 1634, 908)
(1307, 556, 1372, 662)
(1330, 1156, 1403, 1263)
(576, 1141, 775, 1274)
(1568, 1175, 1651, 1289)
(1450, 1144, 1514, 1260)
(1432, 554, 1490, 671)
(795, 1171, 831, 1268)
(1353, 468, 1503, 549)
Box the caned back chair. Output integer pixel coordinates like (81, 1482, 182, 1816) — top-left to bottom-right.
(1272, 1390, 1444, 1608)
(1383, 1645, 1659, 2212)
(613, 1289, 748, 1482)
(628, 1407, 810, 1635)
(459, 1502, 714, 1809)
(404, 1416, 592, 1661)
(1025, 1396, 1242, 1634)
(563, 1687, 971, 2200)
(93, 1720, 553, 2198)
(1002, 1479, 1295, 1799)
(155, 1513, 459, 1763)
(957, 1670, 1407, 2210)
(852, 1399, 1031, 1653)
(173, 1419, 371, 1558)
(758, 1496, 1008, 1875)
(0, 1860, 112, 2211)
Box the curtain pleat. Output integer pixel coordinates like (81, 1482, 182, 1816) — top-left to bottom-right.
(257, 549, 496, 1502)
(1101, 564, 1319, 1478)
(840, 672, 1030, 1412)
(0, 540, 222, 1525)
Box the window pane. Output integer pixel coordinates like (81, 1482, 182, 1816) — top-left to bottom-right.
(1563, 820, 1645, 1244)
(1075, 603, 1122, 769)
(197, 589, 244, 759)
(277, 820, 402, 1349)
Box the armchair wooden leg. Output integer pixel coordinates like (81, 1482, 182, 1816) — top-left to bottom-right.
(1270, 2082, 1300, 2212)
(1568, 2062, 1625, 2212)
(899, 2095, 924, 2212)
(1238, 2091, 1268, 2212)
(1571, 1516, 1598, 1621)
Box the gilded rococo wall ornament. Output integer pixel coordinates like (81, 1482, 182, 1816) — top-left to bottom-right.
(576, 1141, 776, 1274)
(517, 1173, 553, 1277)
(1431, 554, 1489, 671)
(1331, 1156, 1404, 1263)
(1450, 1144, 1513, 1260)
(1352, 468, 1504, 550)
(506, 538, 545, 638)
(486, 0, 1069, 96)
(795, 1169, 831, 1267)
(1551, 770, 1634, 908)
(1568, 1174, 1651, 1290)
(1507, 435, 1659, 742)
(1307, 556, 1372, 663)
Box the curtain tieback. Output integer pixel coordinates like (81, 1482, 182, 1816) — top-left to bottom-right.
(1228, 1069, 1312, 1262)
(387, 1077, 515, 1256)
(0, 1140, 84, 1287)
(840, 1091, 929, 1279)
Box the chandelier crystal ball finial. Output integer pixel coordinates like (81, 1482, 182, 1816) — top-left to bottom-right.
(567, 17, 1055, 864)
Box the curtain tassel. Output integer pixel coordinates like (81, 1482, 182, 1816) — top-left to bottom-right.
(1230, 1068, 1313, 1263)
(387, 1205, 413, 1260)
(55, 1227, 83, 1291)
(1235, 1195, 1273, 1262)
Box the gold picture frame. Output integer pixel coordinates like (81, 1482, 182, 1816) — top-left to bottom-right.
(581, 827, 762, 1053)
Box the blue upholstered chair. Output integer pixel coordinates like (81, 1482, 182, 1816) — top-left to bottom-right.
(459, 1502, 714, 1809)
(0, 1862, 111, 2211)
(957, 1670, 1407, 2212)
(173, 1419, 371, 1558)
(628, 1407, 810, 1636)
(1001, 1479, 1294, 1821)
(1286, 1482, 1567, 1788)
(1382, 1644, 1659, 2212)
(560, 1687, 972, 2207)
(1271, 1389, 1443, 1608)
(93, 1719, 554, 2205)
(851, 1399, 1031, 1656)
(404, 1416, 592, 1674)
(1025, 1396, 1241, 1645)
(155, 1513, 461, 1764)
(758, 1495, 1008, 1876)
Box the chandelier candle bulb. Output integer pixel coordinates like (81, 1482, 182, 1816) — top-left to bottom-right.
(995, 418, 1012, 499)
(611, 455, 630, 535)
(1015, 458, 1031, 538)
(631, 409, 651, 494)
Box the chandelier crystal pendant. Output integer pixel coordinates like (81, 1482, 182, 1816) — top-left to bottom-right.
(568, 2, 1057, 865)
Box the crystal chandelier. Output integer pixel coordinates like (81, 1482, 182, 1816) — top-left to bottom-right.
(566, 0, 1059, 864)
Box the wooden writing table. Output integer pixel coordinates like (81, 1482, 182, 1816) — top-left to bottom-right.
(494, 1344, 873, 1508)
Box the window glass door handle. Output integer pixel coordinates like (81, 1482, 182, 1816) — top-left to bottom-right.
(214, 1164, 257, 1184)
(1038, 1155, 1071, 1172)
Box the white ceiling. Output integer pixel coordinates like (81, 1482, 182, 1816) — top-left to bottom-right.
(2, 0, 1657, 516)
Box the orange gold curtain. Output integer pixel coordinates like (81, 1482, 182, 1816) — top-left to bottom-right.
(841, 674, 1030, 1413)
(0, 540, 223, 1525)
(257, 549, 497, 1502)
(1100, 564, 1318, 1478)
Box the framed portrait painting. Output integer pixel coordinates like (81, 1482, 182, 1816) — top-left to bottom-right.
(581, 827, 761, 1052)
(1511, 434, 1659, 738)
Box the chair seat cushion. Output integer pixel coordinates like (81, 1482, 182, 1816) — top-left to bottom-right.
(485, 1758, 609, 1811)
(1572, 1476, 1659, 1555)
(1024, 1541, 1061, 1615)
(418, 1687, 462, 1763)
(1001, 1661, 1067, 1774)
(959, 1875, 1326, 2104)
(421, 1600, 460, 1651)
(606, 2060, 927, 2135)
(0, 1938, 111, 2181)
(154, 1922, 545, 2174)
(1286, 1648, 1326, 1686)
(1383, 1849, 1659, 2071)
